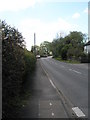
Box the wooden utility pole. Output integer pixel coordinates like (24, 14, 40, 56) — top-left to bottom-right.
(34, 33, 36, 56)
(34, 33, 36, 46)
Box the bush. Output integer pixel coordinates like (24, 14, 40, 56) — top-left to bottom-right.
(24, 49, 36, 74)
(2, 38, 25, 118)
(88, 53, 90, 63)
(61, 47, 68, 60)
(80, 52, 88, 63)
(2, 21, 36, 118)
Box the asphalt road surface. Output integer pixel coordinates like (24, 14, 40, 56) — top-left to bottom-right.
(19, 57, 88, 118)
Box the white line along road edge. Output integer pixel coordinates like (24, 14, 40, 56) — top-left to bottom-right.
(49, 79, 56, 89)
(72, 107, 85, 117)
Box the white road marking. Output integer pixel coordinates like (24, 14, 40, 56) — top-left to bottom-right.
(49, 79, 56, 89)
(72, 107, 85, 117)
(52, 112, 54, 116)
(72, 70, 82, 74)
(69, 69, 82, 74)
(50, 103, 52, 106)
(40, 63, 56, 89)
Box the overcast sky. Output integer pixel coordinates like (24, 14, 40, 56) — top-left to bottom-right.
(0, 0, 88, 50)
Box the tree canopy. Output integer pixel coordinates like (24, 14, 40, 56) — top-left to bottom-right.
(51, 31, 85, 60)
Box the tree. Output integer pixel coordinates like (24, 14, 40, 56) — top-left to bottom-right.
(61, 45, 69, 60)
(31, 45, 40, 55)
(40, 41, 52, 56)
(51, 31, 86, 61)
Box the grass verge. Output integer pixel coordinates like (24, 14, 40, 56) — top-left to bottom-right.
(54, 57, 80, 64)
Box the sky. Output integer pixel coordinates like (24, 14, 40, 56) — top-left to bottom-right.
(0, 0, 89, 50)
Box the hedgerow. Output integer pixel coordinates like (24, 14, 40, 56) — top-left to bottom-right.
(2, 20, 36, 118)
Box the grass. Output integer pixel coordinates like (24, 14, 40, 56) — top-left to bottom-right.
(55, 57, 81, 64)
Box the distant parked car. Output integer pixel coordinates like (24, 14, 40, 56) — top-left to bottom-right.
(43, 54, 48, 57)
(36, 55, 40, 58)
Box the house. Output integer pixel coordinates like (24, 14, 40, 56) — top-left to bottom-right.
(84, 41, 90, 54)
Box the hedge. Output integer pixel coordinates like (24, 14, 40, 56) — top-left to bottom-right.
(2, 21, 36, 118)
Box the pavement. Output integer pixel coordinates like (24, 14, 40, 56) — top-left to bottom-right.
(19, 59, 68, 118)
(19, 57, 88, 119)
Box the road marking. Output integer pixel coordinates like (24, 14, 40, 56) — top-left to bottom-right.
(72, 107, 85, 117)
(40, 62, 56, 89)
(40, 61, 75, 118)
(49, 79, 56, 89)
(52, 112, 54, 116)
(50, 103, 52, 106)
(72, 70, 81, 74)
(69, 69, 82, 74)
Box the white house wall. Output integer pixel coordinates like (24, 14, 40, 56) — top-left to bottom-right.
(84, 45, 90, 54)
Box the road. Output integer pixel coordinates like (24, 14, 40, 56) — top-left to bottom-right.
(19, 57, 88, 118)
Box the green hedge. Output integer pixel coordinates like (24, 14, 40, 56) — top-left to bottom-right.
(81, 53, 90, 63)
(2, 21, 36, 118)
(24, 49, 36, 74)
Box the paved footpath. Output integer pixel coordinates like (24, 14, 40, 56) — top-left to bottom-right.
(19, 60, 68, 118)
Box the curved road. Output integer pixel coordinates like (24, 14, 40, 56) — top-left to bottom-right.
(19, 57, 88, 118)
(40, 57, 88, 118)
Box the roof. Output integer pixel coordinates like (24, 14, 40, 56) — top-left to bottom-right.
(84, 41, 90, 46)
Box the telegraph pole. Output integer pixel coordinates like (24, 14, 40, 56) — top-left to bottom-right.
(34, 33, 36, 46)
(60, 32, 64, 39)
(34, 33, 36, 56)
(60, 32, 63, 38)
